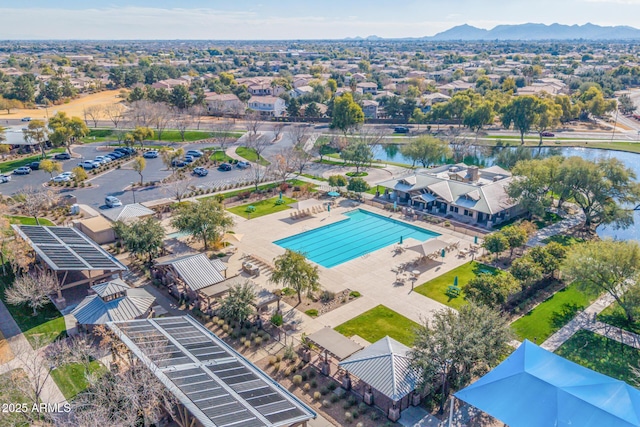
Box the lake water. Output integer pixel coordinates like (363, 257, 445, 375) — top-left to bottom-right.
(371, 144, 640, 241)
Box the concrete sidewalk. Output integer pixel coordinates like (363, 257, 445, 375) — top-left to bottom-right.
(526, 207, 585, 247)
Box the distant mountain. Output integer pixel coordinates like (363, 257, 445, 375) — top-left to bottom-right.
(429, 23, 640, 41)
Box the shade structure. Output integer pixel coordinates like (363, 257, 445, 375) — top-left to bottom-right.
(288, 199, 323, 211)
(327, 191, 340, 197)
(455, 340, 640, 427)
(223, 232, 244, 243)
(307, 327, 362, 360)
(406, 238, 449, 257)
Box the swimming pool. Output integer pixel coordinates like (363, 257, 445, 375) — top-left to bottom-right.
(274, 209, 440, 268)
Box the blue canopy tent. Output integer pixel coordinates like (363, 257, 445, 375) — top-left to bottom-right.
(454, 340, 640, 427)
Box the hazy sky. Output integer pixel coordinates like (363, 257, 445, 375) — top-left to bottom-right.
(1, 0, 640, 39)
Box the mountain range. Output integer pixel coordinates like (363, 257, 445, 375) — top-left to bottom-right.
(352, 23, 640, 41)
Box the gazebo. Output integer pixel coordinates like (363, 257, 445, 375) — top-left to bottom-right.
(306, 327, 363, 375)
(338, 336, 421, 422)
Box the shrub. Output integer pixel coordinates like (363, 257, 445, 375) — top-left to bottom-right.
(308, 369, 316, 379)
(305, 309, 319, 317)
(369, 411, 381, 421)
(311, 379, 318, 388)
(283, 367, 292, 377)
(320, 290, 335, 303)
(275, 199, 285, 205)
(344, 412, 353, 423)
(313, 391, 321, 401)
(292, 375, 303, 386)
(320, 386, 330, 396)
(253, 337, 262, 346)
(356, 423, 364, 427)
(322, 400, 331, 408)
(273, 362, 280, 372)
(268, 356, 277, 366)
(330, 394, 339, 403)
(303, 383, 311, 392)
(243, 340, 251, 348)
(327, 382, 337, 391)
(349, 291, 361, 298)
(358, 402, 368, 413)
(217, 319, 225, 327)
(270, 313, 283, 326)
(283, 345, 296, 361)
(301, 372, 308, 381)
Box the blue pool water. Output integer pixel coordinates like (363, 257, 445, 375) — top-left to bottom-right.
(274, 209, 440, 268)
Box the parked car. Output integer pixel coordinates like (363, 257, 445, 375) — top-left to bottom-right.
(78, 160, 99, 169)
(54, 152, 71, 160)
(193, 167, 209, 177)
(143, 150, 159, 159)
(14, 166, 31, 175)
(51, 174, 71, 183)
(186, 149, 203, 158)
(171, 159, 187, 168)
(59, 171, 75, 178)
(105, 196, 123, 208)
(108, 151, 124, 159)
(540, 132, 555, 137)
(21, 117, 31, 122)
(218, 163, 233, 171)
(114, 147, 135, 155)
(28, 161, 40, 170)
(183, 155, 194, 164)
(236, 161, 251, 169)
(104, 153, 119, 160)
(394, 126, 410, 134)
(94, 156, 112, 164)
(0, 174, 11, 183)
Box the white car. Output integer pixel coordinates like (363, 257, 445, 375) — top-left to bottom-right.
(0, 174, 11, 183)
(94, 156, 112, 164)
(52, 174, 72, 183)
(59, 171, 75, 179)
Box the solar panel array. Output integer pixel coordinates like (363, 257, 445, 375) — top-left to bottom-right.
(112, 317, 314, 427)
(14, 226, 126, 271)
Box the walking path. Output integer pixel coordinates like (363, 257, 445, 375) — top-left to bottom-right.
(541, 293, 615, 351)
(526, 207, 585, 247)
(0, 300, 67, 405)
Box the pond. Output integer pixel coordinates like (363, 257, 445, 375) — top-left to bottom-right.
(371, 143, 640, 241)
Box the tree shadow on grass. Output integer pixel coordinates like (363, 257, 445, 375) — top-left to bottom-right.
(550, 302, 585, 330)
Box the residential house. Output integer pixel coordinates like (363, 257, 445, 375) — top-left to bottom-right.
(361, 100, 379, 119)
(247, 96, 286, 117)
(151, 78, 189, 90)
(248, 83, 272, 96)
(290, 85, 314, 99)
(437, 80, 474, 95)
(357, 81, 378, 95)
(377, 164, 523, 227)
(205, 93, 245, 115)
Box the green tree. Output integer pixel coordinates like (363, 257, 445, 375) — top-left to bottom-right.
(507, 156, 562, 218)
(23, 119, 49, 158)
(170, 84, 192, 110)
(171, 199, 234, 251)
(48, 112, 88, 154)
(161, 147, 184, 175)
(619, 94, 637, 115)
(132, 126, 154, 148)
(399, 135, 450, 167)
(554, 94, 579, 123)
(72, 166, 88, 182)
(501, 224, 529, 258)
(287, 97, 300, 117)
(328, 175, 347, 191)
(578, 86, 617, 118)
(132, 156, 146, 185)
(347, 177, 370, 196)
(271, 249, 320, 304)
(331, 93, 364, 135)
(340, 140, 373, 173)
(113, 217, 165, 263)
(510, 256, 543, 290)
(533, 97, 562, 145)
(463, 272, 520, 308)
(501, 95, 541, 144)
(410, 303, 513, 398)
(39, 159, 62, 178)
(562, 240, 640, 323)
(304, 102, 321, 118)
(483, 233, 509, 261)
(463, 101, 494, 142)
(218, 281, 256, 324)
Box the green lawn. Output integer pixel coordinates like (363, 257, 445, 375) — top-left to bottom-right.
(199, 179, 313, 201)
(555, 330, 640, 384)
(598, 302, 640, 334)
(542, 235, 586, 247)
(51, 360, 107, 400)
(81, 128, 229, 144)
(227, 196, 296, 219)
(511, 282, 599, 342)
(414, 261, 499, 310)
(235, 147, 270, 166)
(209, 150, 234, 163)
(334, 305, 420, 346)
(6, 215, 54, 226)
(0, 275, 66, 349)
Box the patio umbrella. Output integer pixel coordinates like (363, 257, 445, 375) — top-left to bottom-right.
(327, 191, 340, 197)
(441, 249, 446, 258)
(474, 235, 478, 244)
(399, 235, 403, 244)
(279, 191, 283, 200)
(223, 232, 244, 243)
(453, 276, 458, 287)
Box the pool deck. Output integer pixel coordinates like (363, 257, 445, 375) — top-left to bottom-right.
(226, 200, 477, 334)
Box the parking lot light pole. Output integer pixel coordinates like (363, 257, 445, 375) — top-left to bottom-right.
(130, 182, 136, 203)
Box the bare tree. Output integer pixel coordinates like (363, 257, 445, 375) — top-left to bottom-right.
(5, 270, 57, 315)
(127, 100, 155, 127)
(244, 111, 262, 141)
(188, 104, 206, 130)
(17, 185, 58, 225)
(214, 120, 236, 153)
(273, 148, 296, 183)
(150, 103, 172, 141)
(172, 110, 193, 142)
(250, 163, 272, 191)
(164, 177, 194, 203)
(291, 146, 314, 176)
(272, 122, 285, 142)
(103, 103, 125, 129)
(288, 124, 311, 148)
(82, 105, 103, 128)
(5, 237, 35, 276)
(245, 134, 270, 164)
(447, 130, 473, 163)
(160, 147, 184, 175)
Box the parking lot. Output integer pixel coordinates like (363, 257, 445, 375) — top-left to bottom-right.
(1, 140, 254, 209)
